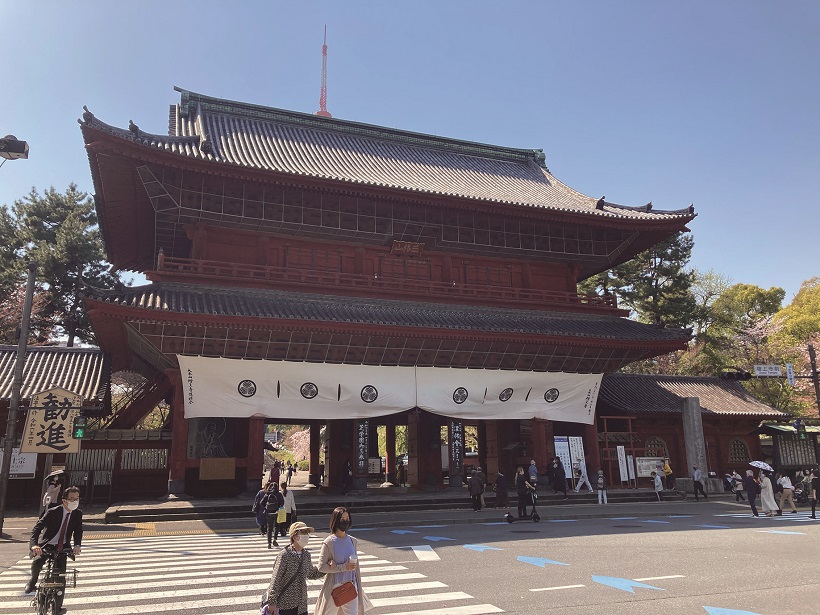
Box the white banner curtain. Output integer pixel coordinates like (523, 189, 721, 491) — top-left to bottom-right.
(177, 356, 601, 424)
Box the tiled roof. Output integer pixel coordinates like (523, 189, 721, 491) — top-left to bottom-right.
(599, 373, 786, 417)
(85, 282, 691, 344)
(0, 345, 111, 406)
(79, 88, 695, 223)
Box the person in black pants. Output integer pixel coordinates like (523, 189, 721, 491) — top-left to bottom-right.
(742, 470, 760, 517)
(810, 468, 819, 519)
(468, 470, 484, 511)
(515, 466, 535, 518)
(26, 486, 83, 614)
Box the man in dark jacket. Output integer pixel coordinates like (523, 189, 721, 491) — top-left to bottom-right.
(742, 470, 760, 517)
(468, 470, 484, 511)
(26, 485, 83, 612)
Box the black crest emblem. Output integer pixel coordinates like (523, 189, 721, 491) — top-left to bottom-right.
(237, 380, 257, 398)
(499, 388, 513, 402)
(544, 388, 560, 403)
(300, 382, 318, 399)
(361, 385, 378, 403)
(453, 387, 468, 404)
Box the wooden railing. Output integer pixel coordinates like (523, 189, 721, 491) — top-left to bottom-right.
(154, 254, 621, 313)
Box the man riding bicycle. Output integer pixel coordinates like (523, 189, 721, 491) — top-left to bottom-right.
(25, 486, 83, 613)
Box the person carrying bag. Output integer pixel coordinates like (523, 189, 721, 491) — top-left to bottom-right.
(262, 521, 324, 615)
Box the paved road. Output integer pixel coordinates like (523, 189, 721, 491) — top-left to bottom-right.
(1, 507, 817, 614)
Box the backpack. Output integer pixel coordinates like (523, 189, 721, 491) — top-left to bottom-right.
(596, 476, 605, 489)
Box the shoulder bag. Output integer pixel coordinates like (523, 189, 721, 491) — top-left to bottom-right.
(262, 549, 305, 607)
(331, 581, 357, 607)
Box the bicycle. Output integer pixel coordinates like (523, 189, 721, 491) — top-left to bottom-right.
(31, 546, 76, 615)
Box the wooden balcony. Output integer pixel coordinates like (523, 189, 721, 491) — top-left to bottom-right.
(150, 254, 624, 315)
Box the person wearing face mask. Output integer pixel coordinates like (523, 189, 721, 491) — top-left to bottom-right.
(25, 486, 84, 610)
(263, 522, 324, 615)
(314, 507, 373, 615)
(550, 457, 568, 499)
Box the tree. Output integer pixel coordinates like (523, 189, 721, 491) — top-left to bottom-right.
(10, 184, 121, 346)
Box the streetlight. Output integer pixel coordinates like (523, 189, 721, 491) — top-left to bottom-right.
(0, 135, 28, 170)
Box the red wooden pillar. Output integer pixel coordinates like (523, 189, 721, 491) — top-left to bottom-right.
(531, 418, 548, 476)
(247, 417, 265, 493)
(485, 420, 499, 486)
(166, 369, 187, 495)
(309, 422, 321, 487)
(385, 421, 397, 484)
(584, 422, 601, 472)
(407, 412, 420, 488)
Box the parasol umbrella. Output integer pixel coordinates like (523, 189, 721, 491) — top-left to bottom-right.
(749, 461, 773, 472)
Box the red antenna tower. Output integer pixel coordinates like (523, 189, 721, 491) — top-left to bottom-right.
(316, 25, 332, 118)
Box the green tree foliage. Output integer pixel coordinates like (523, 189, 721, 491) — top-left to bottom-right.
(8, 184, 121, 346)
(773, 277, 820, 344)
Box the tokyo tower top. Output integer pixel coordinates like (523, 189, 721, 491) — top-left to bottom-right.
(316, 25, 332, 118)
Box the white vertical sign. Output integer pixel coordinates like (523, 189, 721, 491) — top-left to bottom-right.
(616, 445, 628, 482)
(554, 436, 571, 473)
(626, 454, 636, 480)
(569, 436, 586, 474)
(786, 363, 795, 387)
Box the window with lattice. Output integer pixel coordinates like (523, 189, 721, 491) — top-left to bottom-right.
(728, 438, 751, 464)
(645, 437, 669, 458)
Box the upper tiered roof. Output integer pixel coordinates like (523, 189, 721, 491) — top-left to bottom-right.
(81, 87, 695, 223)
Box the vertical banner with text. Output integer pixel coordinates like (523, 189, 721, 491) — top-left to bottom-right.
(356, 420, 369, 474)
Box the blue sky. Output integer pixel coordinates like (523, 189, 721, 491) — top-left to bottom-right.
(1, 2, 818, 300)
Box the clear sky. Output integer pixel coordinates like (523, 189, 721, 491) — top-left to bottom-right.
(1, 2, 817, 300)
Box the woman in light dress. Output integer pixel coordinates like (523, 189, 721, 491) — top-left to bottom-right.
(759, 471, 778, 517)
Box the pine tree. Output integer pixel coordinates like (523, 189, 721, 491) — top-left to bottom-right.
(11, 184, 121, 346)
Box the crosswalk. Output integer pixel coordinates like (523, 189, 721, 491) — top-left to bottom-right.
(713, 510, 819, 521)
(0, 532, 502, 615)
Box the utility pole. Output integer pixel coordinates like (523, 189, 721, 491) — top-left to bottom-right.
(0, 262, 36, 536)
(808, 343, 820, 417)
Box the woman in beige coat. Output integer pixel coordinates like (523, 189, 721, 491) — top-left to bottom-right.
(314, 507, 372, 615)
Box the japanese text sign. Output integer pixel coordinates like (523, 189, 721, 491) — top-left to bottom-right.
(21, 387, 83, 454)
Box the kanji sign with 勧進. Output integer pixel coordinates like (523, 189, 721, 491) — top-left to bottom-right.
(20, 387, 83, 454)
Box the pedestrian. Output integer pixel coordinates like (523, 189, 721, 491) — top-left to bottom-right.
(550, 458, 568, 499)
(41, 475, 64, 516)
(286, 461, 295, 486)
(493, 470, 509, 508)
(25, 486, 83, 609)
(476, 466, 487, 508)
(731, 470, 746, 502)
(759, 471, 778, 517)
(662, 457, 675, 490)
(319, 462, 326, 485)
(810, 468, 818, 519)
(468, 469, 483, 511)
(574, 458, 593, 493)
(595, 470, 608, 505)
(269, 461, 282, 488)
(515, 466, 535, 518)
(280, 481, 297, 533)
(528, 460, 539, 490)
(776, 473, 798, 514)
(265, 482, 286, 548)
(396, 459, 406, 487)
(651, 471, 663, 501)
(253, 484, 269, 535)
(263, 521, 325, 615)
(692, 465, 707, 501)
(314, 507, 373, 615)
(341, 459, 353, 495)
(742, 470, 760, 517)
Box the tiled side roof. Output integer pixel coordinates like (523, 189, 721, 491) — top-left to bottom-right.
(78, 89, 695, 223)
(0, 345, 111, 405)
(599, 373, 786, 417)
(85, 282, 691, 344)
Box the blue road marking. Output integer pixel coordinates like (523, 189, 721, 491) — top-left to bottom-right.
(414, 524, 447, 528)
(608, 517, 638, 520)
(667, 515, 693, 518)
(641, 520, 671, 524)
(483, 521, 509, 525)
(391, 530, 418, 534)
(423, 535, 455, 542)
(464, 544, 503, 552)
(591, 576, 664, 593)
(517, 556, 569, 567)
(703, 607, 764, 615)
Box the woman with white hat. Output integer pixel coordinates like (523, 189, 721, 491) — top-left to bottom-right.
(263, 521, 324, 615)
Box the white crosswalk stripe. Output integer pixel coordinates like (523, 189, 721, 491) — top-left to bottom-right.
(714, 511, 818, 521)
(0, 532, 503, 614)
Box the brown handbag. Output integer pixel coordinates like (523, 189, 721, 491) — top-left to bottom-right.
(331, 581, 357, 607)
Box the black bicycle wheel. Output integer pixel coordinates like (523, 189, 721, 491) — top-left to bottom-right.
(45, 591, 59, 615)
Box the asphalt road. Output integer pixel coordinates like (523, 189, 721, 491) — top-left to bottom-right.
(0, 505, 817, 614)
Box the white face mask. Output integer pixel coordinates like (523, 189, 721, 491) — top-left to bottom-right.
(296, 534, 310, 548)
(65, 500, 79, 511)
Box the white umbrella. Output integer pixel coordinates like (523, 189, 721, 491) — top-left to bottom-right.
(749, 460, 773, 472)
